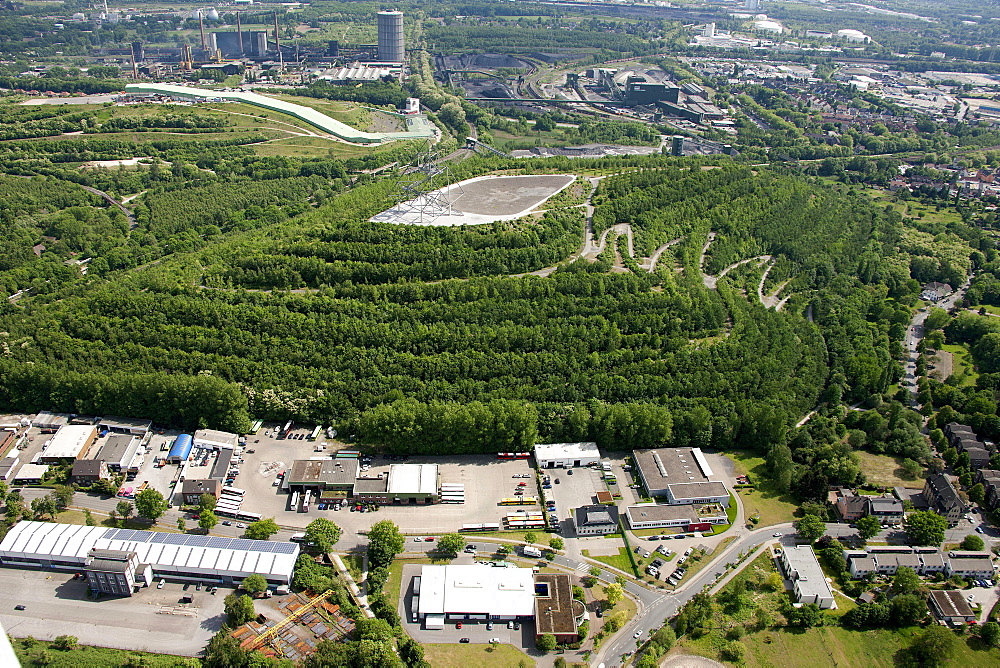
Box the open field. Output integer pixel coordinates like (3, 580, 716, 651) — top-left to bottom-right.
(856, 452, 921, 488)
(422, 642, 534, 668)
(729, 451, 798, 527)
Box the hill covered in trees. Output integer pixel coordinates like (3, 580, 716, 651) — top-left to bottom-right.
(0, 162, 930, 455)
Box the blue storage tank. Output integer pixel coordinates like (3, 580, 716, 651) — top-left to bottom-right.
(166, 433, 194, 463)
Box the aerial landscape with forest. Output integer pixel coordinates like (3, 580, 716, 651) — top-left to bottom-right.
(4, 0, 1000, 666)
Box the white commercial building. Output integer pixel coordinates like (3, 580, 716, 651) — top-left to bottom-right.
(0, 521, 299, 584)
(534, 442, 600, 469)
(40, 424, 97, 461)
(416, 564, 535, 627)
(193, 429, 239, 451)
(387, 463, 439, 503)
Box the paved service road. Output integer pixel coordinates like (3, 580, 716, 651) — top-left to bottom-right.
(902, 277, 972, 407)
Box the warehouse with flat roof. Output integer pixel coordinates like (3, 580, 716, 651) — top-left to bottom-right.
(39, 425, 97, 462)
(416, 564, 536, 626)
(632, 448, 730, 506)
(94, 434, 142, 472)
(387, 463, 439, 504)
(0, 521, 299, 584)
(534, 442, 600, 469)
(193, 429, 239, 451)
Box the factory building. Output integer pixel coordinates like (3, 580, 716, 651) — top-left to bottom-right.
(94, 434, 142, 474)
(0, 521, 300, 585)
(377, 11, 405, 63)
(287, 459, 360, 500)
(387, 463, 439, 504)
(209, 30, 269, 57)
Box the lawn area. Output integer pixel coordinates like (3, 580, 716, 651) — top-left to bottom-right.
(729, 451, 799, 527)
(422, 642, 533, 668)
(942, 342, 978, 386)
(583, 546, 635, 573)
(385, 557, 433, 604)
(14, 638, 196, 667)
(856, 451, 921, 488)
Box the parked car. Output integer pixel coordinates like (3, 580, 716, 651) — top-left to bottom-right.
(507, 621, 515, 629)
(456, 622, 462, 629)
(459, 638, 470, 643)
(487, 622, 493, 630)
(157, 579, 165, 589)
(773, 532, 783, 537)
(14, 605, 25, 611)
(489, 638, 501, 644)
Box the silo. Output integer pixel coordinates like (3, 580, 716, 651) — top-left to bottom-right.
(377, 10, 405, 63)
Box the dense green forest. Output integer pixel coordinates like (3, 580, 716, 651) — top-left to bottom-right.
(0, 161, 932, 457)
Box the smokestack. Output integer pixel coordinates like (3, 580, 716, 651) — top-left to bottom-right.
(130, 41, 138, 79)
(236, 13, 244, 56)
(274, 11, 283, 70)
(199, 11, 206, 52)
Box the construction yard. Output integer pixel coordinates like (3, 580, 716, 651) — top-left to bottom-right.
(230, 591, 355, 662)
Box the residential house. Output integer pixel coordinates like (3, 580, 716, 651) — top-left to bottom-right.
(867, 496, 904, 525)
(70, 459, 109, 486)
(922, 474, 966, 526)
(180, 479, 222, 505)
(920, 282, 952, 302)
(834, 489, 868, 521)
(945, 552, 995, 580)
(848, 555, 877, 579)
(928, 590, 977, 625)
(975, 469, 1000, 510)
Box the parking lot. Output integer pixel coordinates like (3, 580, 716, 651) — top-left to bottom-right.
(542, 465, 606, 535)
(235, 426, 540, 535)
(0, 568, 229, 655)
